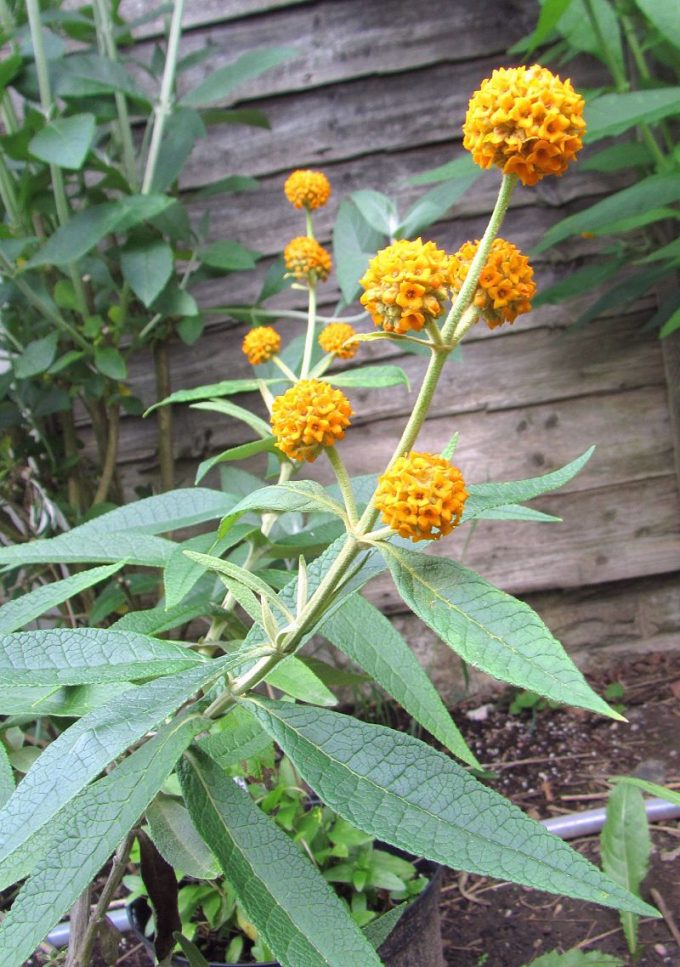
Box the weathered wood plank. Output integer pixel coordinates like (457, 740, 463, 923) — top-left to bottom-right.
(120, 0, 313, 38)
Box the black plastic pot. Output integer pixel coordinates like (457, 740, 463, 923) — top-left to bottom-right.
(127, 849, 444, 967)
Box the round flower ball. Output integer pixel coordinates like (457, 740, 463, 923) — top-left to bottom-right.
(284, 237, 332, 282)
(318, 322, 359, 360)
(359, 238, 454, 335)
(375, 451, 468, 542)
(451, 237, 535, 329)
(463, 64, 586, 186)
(270, 378, 352, 462)
(242, 325, 281, 365)
(284, 170, 332, 210)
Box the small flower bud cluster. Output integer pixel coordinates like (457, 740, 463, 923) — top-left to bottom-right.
(375, 451, 468, 542)
(271, 379, 353, 462)
(451, 238, 535, 329)
(242, 325, 281, 365)
(318, 322, 359, 359)
(284, 236, 332, 282)
(284, 169, 332, 210)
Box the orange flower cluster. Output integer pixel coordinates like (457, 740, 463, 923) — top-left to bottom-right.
(359, 238, 454, 335)
(375, 451, 468, 542)
(318, 322, 359, 359)
(270, 379, 352, 462)
(463, 65, 585, 186)
(284, 170, 332, 210)
(241, 325, 281, 365)
(284, 237, 332, 282)
(451, 238, 535, 328)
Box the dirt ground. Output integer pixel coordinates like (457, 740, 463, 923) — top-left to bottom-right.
(18, 651, 680, 967)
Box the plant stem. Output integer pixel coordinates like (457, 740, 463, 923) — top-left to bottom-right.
(300, 279, 317, 378)
(618, 12, 672, 170)
(153, 341, 175, 492)
(65, 887, 91, 967)
(326, 445, 357, 525)
(60, 407, 82, 513)
(74, 832, 135, 967)
(271, 355, 298, 382)
(92, 403, 120, 505)
(141, 0, 185, 194)
(0, 153, 20, 228)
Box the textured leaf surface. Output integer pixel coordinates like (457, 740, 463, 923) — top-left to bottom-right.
(77, 487, 237, 535)
(146, 378, 286, 414)
(321, 593, 479, 766)
(0, 563, 123, 633)
(266, 656, 338, 706)
(611, 776, 680, 807)
(163, 524, 252, 610)
(181, 47, 296, 106)
(220, 481, 345, 535)
(247, 700, 655, 915)
(198, 705, 272, 768)
(0, 683, 135, 717)
(147, 793, 219, 879)
(0, 659, 233, 889)
(179, 746, 383, 967)
(601, 784, 651, 952)
(0, 744, 13, 809)
(326, 365, 409, 390)
(0, 716, 203, 967)
(0, 530, 175, 568)
(0, 627, 205, 685)
(384, 546, 617, 718)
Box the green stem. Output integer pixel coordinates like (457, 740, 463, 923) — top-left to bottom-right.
(300, 279, 317, 378)
(618, 12, 672, 170)
(271, 355, 298, 382)
(153, 341, 175, 492)
(326, 445, 357, 525)
(583, 0, 627, 91)
(141, 0, 185, 194)
(0, 152, 20, 227)
(305, 208, 314, 239)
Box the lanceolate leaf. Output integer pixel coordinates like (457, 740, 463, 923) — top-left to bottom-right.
(632, 0, 680, 49)
(0, 627, 205, 685)
(179, 746, 383, 967)
(382, 545, 619, 719)
(524, 950, 623, 966)
(191, 399, 272, 438)
(220, 481, 345, 535)
(321, 593, 479, 767)
(77, 487, 238, 535)
(611, 776, 680, 808)
(180, 47, 297, 107)
(147, 793, 220, 879)
(246, 699, 656, 916)
(601, 784, 651, 953)
(196, 437, 276, 484)
(0, 683, 135, 717)
(145, 378, 286, 414)
(0, 530, 175, 568)
(0, 658, 235, 890)
(198, 705, 272, 768)
(326, 365, 410, 390)
(0, 744, 14, 809)
(0, 563, 123, 633)
(266, 656, 338, 707)
(584, 88, 680, 141)
(163, 524, 253, 610)
(0, 716, 204, 967)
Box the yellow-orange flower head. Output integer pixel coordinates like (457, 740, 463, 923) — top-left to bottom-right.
(270, 379, 352, 463)
(284, 170, 332, 210)
(284, 236, 332, 282)
(463, 65, 586, 186)
(359, 238, 454, 335)
(375, 451, 468, 542)
(318, 322, 359, 360)
(452, 237, 535, 329)
(242, 326, 281, 365)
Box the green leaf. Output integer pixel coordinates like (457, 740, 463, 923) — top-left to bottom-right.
(52, 53, 148, 102)
(0, 52, 22, 92)
(94, 345, 127, 380)
(382, 545, 619, 718)
(27, 195, 173, 267)
(79, 487, 237, 536)
(321, 593, 479, 766)
(183, 551, 293, 620)
(163, 525, 252, 610)
(333, 198, 385, 304)
(0, 743, 14, 809)
(326, 365, 410, 390)
(533, 261, 623, 307)
(147, 792, 219, 878)
(151, 107, 205, 192)
(610, 776, 680, 807)
(0, 682, 134, 717)
(190, 398, 271, 438)
(475, 504, 561, 523)
(201, 239, 259, 271)
(463, 448, 594, 522)
(408, 153, 479, 186)
(585, 88, 680, 142)
(0, 627, 206, 685)
(201, 107, 271, 128)
(572, 265, 671, 329)
(220, 481, 345, 535)
(660, 306, 680, 338)
(181, 47, 297, 107)
(558, 0, 624, 75)
(146, 377, 284, 413)
(175, 935, 211, 967)
(522, 0, 574, 53)
(0, 529, 175, 569)
(601, 784, 651, 953)
(0, 562, 124, 633)
(193, 175, 259, 199)
(397, 174, 481, 239)
(362, 903, 406, 949)
(350, 190, 398, 236)
(112, 599, 209, 636)
(0, 659, 232, 890)
(0, 715, 204, 967)
(120, 238, 174, 308)
(245, 699, 656, 916)
(524, 949, 623, 966)
(28, 113, 95, 169)
(199, 704, 272, 768)
(580, 142, 652, 173)
(14, 333, 58, 378)
(533, 175, 680, 253)
(266, 656, 338, 706)
(632, 0, 680, 49)
(195, 436, 277, 483)
(179, 745, 383, 967)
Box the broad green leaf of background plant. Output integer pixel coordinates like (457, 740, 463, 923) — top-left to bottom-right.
(0, 627, 205, 685)
(382, 545, 619, 718)
(266, 656, 338, 707)
(349, 190, 398, 236)
(245, 700, 656, 916)
(112, 599, 211, 636)
(0, 682, 134, 717)
(632, 0, 680, 49)
(13, 333, 58, 379)
(147, 792, 220, 879)
(180, 47, 297, 107)
(601, 783, 651, 954)
(396, 175, 481, 239)
(0, 715, 204, 967)
(611, 776, 680, 807)
(515, 0, 574, 54)
(121, 238, 174, 307)
(533, 261, 624, 307)
(201, 239, 259, 271)
(407, 153, 479, 185)
(524, 949, 623, 966)
(151, 106, 206, 192)
(326, 365, 409, 390)
(179, 746, 384, 967)
(28, 113, 96, 169)
(196, 436, 277, 484)
(94, 345, 127, 380)
(557, 0, 624, 75)
(584, 89, 680, 142)
(0, 658, 234, 890)
(333, 198, 386, 304)
(321, 593, 480, 767)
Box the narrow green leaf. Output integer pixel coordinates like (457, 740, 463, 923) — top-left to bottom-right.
(175, 935, 211, 967)
(163, 525, 251, 610)
(112, 600, 210, 636)
(580, 142, 652, 172)
(14, 333, 58, 379)
(266, 656, 338, 706)
(77, 487, 238, 536)
(611, 776, 680, 807)
(94, 345, 127, 380)
(524, 0, 574, 53)
(397, 174, 480, 239)
(572, 265, 670, 330)
(382, 545, 619, 719)
(321, 593, 479, 766)
(147, 792, 219, 878)
(0, 682, 135, 717)
(362, 903, 406, 949)
(196, 437, 276, 484)
(53, 52, 148, 102)
(533, 261, 623, 307)
(28, 113, 95, 169)
(0, 530, 175, 569)
(475, 504, 561, 523)
(660, 306, 680, 338)
(584, 88, 680, 142)
(201, 239, 258, 271)
(199, 705, 272, 768)
(193, 175, 259, 199)
(246, 700, 656, 916)
(201, 107, 271, 128)
(524, 950, 623, 966)
(191, 398, 272, 438)
(350, 190, 398, 236)
(326, 365, 410, 390)
(0, 743, 14, 809)
(333, 198, 385, 304)
(179, 745, 383, 967)
(0, 627, 205, 685)
(220, 481, 345, 535)
(408, 153, 480, 186)
(632, 0, 680, 49)
(181, 47, 297, 107)
(601, 784, 651, 953)
(145, 378, 285, 414)
(121, 239, 174, 307)
(463, 448, 594, 522)
(151, 107, 205, 192)
(0, 715, 204, 967)
(183, 551, 293, 620)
